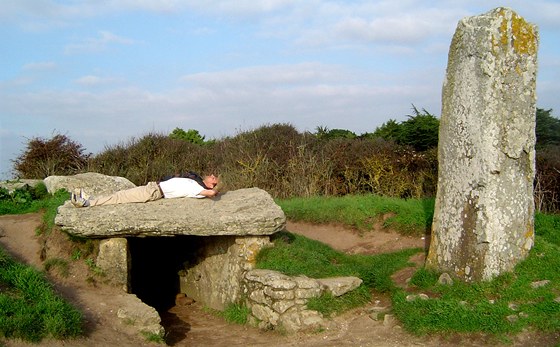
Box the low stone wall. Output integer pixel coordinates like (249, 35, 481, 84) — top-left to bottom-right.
(243, 269, 362, 333)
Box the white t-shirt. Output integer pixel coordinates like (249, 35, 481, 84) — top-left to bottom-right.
(158, 177, 206, 199)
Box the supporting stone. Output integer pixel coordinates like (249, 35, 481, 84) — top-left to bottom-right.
(179, 236, 273, 310)
(426, 8, 538, 281)
(96, 238, 130, 291)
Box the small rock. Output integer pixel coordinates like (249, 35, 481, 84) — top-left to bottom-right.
(368, 306, 388, 313)
(554, 297, 560, 303)
(175, 293, 195, 306)
(316, 277, 362, 297)
(530, 280, 550, 289)
(508, 303, 518, 311)
(406, 293, 429, 302)
(383, 314, 396, 327)
(506, 314, 518, 323)
(438, 273, 453, 285)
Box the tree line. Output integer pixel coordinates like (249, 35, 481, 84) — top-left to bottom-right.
(11, 108, 560, 213)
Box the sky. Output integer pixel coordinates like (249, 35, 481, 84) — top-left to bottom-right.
(1, 1, 559, 180)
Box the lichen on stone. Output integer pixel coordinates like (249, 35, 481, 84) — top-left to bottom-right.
(496, 7, 538, 55)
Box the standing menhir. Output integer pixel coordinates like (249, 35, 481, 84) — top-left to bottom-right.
(426, 8, 539, 282)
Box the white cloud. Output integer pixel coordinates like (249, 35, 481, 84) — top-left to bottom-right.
(179, 0, 297, 16)
(74, 75, 121, 87)
(22, 61, 57, 71)
(1, 62, 440, 145)
(334, 16, 429, 44)
(181, 63, 349, 89)
(64, 31, 137, 54)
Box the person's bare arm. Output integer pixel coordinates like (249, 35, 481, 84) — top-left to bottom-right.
(199, 189, 219, 197)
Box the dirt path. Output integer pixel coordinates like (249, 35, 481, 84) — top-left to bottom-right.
(0, 214, 554, 346)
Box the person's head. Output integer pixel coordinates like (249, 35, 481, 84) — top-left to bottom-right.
(203, 174, 219, 189)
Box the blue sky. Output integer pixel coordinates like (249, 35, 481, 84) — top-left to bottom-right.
(1, 1, 559, 179)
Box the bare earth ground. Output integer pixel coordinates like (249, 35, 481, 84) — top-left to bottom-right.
(0, 213, 557, 347)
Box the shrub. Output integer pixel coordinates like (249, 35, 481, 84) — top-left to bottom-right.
(13, 133, 90, 179)
(45, 120, 556, 212)
(535, 145, 560, 213)
(89, 132, 214, 185)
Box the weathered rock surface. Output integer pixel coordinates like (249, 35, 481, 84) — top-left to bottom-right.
(97, 238, 130, 291)
(45, 172, 136, 196)
(116, 293, 165, 337)
(426, 8, 538, 281)
(179, 236, 273, 311)
(55, 186, 286, 238)
(243, 269, 363, 332)
(317, 276, 364, 297)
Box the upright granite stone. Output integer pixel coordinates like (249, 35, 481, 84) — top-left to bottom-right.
(426, 8, 538, 281)
(97, 238, 130, 291)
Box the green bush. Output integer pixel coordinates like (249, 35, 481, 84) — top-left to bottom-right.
(0, 183, 59, 216)
(83, 124, 440, 199)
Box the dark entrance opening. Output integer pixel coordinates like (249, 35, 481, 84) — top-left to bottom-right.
(127, 235, 203, 312)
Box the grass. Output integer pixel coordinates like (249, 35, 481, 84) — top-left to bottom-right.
(43, 258, 70, 278)
(222, 303, 251, 325)
(0, 184, 84, 343)
(256, 231, 421, 316)
(276, 194, 434, 235)
(273, 194, 560, 337)
(393, 235, 560, 335)
(0, 247, 83, 342)
(141, 330, 165, 343)
(0, 183, 69, 237)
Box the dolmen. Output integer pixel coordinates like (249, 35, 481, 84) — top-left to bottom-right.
(46, 173, 362, 333)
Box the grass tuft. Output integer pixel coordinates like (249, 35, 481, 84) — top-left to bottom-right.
(222, 303, 251, 325)
(43, 258, 70, 278)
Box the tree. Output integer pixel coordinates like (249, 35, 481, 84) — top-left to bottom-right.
(314, 126, 357, 140)
(398, 106, 439, 151)
(169, 128, 206, 145)
(369, 106, 439, 151)
(369, 119, 401, 142)
(13, 133, 90, 179)
(536, 108, 560, 148)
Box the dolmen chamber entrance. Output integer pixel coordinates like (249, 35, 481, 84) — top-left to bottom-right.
(49, 173, 363, 335)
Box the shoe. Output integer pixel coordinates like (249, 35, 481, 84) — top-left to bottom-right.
(71, 192, 89, 208)
(79, 188, 90, 200)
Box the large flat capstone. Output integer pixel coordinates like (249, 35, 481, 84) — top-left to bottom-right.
(55, 186, 286, 238)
